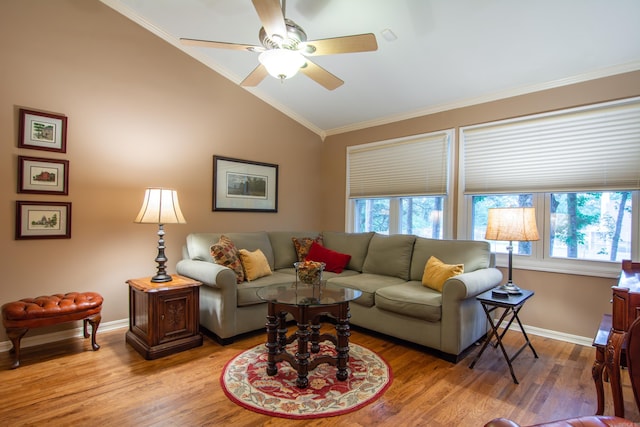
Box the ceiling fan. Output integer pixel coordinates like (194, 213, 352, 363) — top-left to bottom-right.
(180, 0, 378, 90)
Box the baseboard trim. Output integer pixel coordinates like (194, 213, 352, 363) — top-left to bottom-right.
(498, 320, 594, 347)
(0, 318, 129, 352)
(0, 318, 593, 352)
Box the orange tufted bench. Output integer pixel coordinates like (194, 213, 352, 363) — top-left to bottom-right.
(1, 292, 103, 369)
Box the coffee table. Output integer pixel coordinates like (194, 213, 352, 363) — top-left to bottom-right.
(256, 282, 362, 388)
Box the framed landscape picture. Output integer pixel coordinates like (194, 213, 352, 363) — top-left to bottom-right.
(18, 156, 69, 195)
(15, 201, 72, 240)
(18, 108, 67, 153)
(213, 155, 278, 212)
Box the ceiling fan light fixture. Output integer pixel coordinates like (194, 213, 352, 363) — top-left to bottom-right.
(259, 48, 305, 80)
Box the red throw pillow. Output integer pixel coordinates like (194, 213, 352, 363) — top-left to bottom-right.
(306, 242, 351, 273)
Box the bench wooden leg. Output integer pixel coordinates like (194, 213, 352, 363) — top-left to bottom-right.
(84, 314, 101, 351)
(6, 327, 28, 369)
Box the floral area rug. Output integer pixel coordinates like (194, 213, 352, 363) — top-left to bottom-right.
(220, 340, 392, 419)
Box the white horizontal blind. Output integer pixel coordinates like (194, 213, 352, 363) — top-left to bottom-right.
(348, 131, 450, 198)
(462, 98, 640, 194)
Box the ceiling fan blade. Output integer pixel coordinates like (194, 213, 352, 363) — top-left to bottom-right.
(304, 33, 378, 56)
(240, 64, 269, 87)
(180, 38, 263, 52)
(252, 0, 287, 40)
(299, 59, 344, 90)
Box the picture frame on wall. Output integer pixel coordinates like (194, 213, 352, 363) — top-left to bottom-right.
(213, 155, 278, 212)
(18, 108, 67, 153)
(15, 201, 72, 240)
(18, 156, 69, 195)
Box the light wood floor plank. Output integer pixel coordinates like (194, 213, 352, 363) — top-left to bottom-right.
(0, 326, 638, 426)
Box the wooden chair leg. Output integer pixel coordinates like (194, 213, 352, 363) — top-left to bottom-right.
(6, 327, 28, 369)
(84, 314, 101, 351)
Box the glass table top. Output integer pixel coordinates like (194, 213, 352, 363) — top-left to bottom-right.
(256, 282, 362, 306)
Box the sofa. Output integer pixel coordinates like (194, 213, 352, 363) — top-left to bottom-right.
(176, 231, 503, 361)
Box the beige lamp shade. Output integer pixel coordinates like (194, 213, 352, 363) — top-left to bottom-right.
(134, 188, 186, 224)
(485, 207, 539, 242)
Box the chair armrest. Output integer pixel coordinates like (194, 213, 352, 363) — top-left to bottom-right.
(484, 419, 520, 427)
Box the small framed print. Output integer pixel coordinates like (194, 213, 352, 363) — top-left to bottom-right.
(18, 156, 69, 195)
(18, 108, 67, 153)
(15, 201, 72, 240)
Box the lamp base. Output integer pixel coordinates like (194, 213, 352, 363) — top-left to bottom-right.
(498, 282, 522, 295)
(151, 273, 173, 283)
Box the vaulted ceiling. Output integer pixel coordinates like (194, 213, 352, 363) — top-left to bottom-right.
(101, 0, 640, 137)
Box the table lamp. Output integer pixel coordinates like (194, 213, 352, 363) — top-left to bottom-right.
(485, 207, 539, 294)
(134, 188, 186, 283)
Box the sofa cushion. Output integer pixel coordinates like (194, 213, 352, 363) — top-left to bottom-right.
(268, 231, 320, 269)
(210, 235, 244, 284)
(187, 232, 276, 270)
(329, 273, 406, 307)
(422, 256, 464, 292)
(322, 231, 374, 272)
(410, 238, 491, 281)
(292, 234, 324, 262)
(186, 233, 219, 262)
(306, 242, 351, 273)
(362, 234, 416, 280)
(376, 282, 442, 322)
(238, 249, 272, 281)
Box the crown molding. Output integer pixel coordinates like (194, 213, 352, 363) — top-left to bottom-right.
(324, 61, 640, 137)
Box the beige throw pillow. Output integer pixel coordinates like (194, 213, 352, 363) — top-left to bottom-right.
(239, 249, 272, 281)
(422, 256, 464, 292)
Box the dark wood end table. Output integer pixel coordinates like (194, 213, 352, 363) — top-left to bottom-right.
(126, 274, 203, 360)
(469, 288, 538, 384)
(257, 282, 362, 389)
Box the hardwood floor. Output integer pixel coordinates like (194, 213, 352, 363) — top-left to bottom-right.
(0, 326, 638, 427)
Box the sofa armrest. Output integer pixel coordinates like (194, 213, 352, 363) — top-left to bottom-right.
(176, 259, 237, 289)
(439, 267, 503, 355)
(442, 267, 503, 301)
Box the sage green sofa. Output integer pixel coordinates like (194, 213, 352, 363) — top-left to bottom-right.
(176, 231, 502, 361)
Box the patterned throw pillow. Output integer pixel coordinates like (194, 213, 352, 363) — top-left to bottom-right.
(210, 235, 244, 284)
(422, 256, 464, 292)
(292, 234, 324, 262)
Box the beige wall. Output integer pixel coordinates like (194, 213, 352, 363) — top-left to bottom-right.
(322, 71, 640, 339)
(0, 0, 323, 342)
(2, 1, 638, 345)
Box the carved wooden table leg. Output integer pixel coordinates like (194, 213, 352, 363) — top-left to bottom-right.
(335, 302, 351, 381)
(592, 345, 605, 415)
(295, 315, 311, 389)
(310, 321, 321, 353)
(605, 329, 626, 418)
(265, 305, 279, 376)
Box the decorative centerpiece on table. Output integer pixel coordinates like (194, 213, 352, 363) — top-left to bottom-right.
(294, 260, 325, 286)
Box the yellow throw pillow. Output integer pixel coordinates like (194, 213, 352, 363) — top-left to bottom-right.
(422, 256, 464, 292)
(238, 249, 272, 282)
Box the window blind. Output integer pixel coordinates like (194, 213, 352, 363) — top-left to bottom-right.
(462, 97, 640, 194)
(348, 131, 450, 198)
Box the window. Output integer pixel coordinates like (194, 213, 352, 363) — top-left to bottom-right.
(353, 196, 445, 238)
(347, 130, 453, 238)
(460, 97, 640, 276)
(471, 192, 633, 262)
